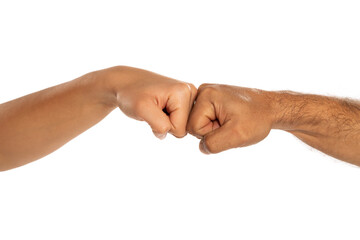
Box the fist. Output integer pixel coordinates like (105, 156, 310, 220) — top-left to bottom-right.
(103, 66, 197, 139)
(187, 84, 274, 154)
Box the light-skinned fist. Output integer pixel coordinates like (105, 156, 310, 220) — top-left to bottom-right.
(100, 66, 197, 139)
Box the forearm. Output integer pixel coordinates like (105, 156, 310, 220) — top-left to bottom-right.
(269, 91, 360, 165)
(0, 70, 118, 171)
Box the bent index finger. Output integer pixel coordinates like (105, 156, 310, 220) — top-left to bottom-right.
(166, 83, 197, 138)
(137, 100, 172, 138)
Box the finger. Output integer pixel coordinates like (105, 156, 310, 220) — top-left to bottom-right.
(139, 102, 172, 139)
(167, 83, 197, 138)
(199, 121, 240, 154)
(167, 99, 191, 138)
(187, 93, 218, 138)
(198, 83, 215, 91)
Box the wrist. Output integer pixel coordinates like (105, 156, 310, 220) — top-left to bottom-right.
(81, 68, 122, 110)
(91, 66, 133, 109)
(265, 90, 294, 130)
(267, 90, 319, 131)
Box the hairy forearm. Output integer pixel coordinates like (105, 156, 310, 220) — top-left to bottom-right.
(269, 91, 360, 165)
(0, 70, 118, 171)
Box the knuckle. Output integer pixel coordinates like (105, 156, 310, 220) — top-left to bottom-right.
(157, 125, 170, 134)
(198, 83, 210, 90)
(188, 83, 196, 90)
(175, 82, 192, 94)
(174, 83, 198, 101)
(188, 83, 197, 93)
(173, 131, 187, 138)
(171, 126, 187, 138)
(198, 85, 218, 97)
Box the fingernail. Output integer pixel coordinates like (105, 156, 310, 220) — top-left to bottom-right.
(200, 139, 210, 154)
(154, 132, 167, 140)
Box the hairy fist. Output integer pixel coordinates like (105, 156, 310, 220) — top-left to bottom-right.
(187, 84, 274, 154)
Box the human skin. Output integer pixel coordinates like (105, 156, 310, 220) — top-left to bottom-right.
(187, 84, 360, 166)
(0, 66, 197, 171)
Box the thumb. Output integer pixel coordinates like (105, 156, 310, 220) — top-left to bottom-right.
(139, 103, 172, 140)
(199, 122, 240, 154)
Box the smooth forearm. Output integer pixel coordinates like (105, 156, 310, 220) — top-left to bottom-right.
(0, 65, 196, 171)
(0, 69, 118, 171)
(269, 91, 360, 165)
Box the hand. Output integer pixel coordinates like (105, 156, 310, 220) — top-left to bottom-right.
(187, 84, 274, 154)
(101, 66, 197, 139)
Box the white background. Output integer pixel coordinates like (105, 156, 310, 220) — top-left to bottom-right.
(0, 0, 360, 239)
